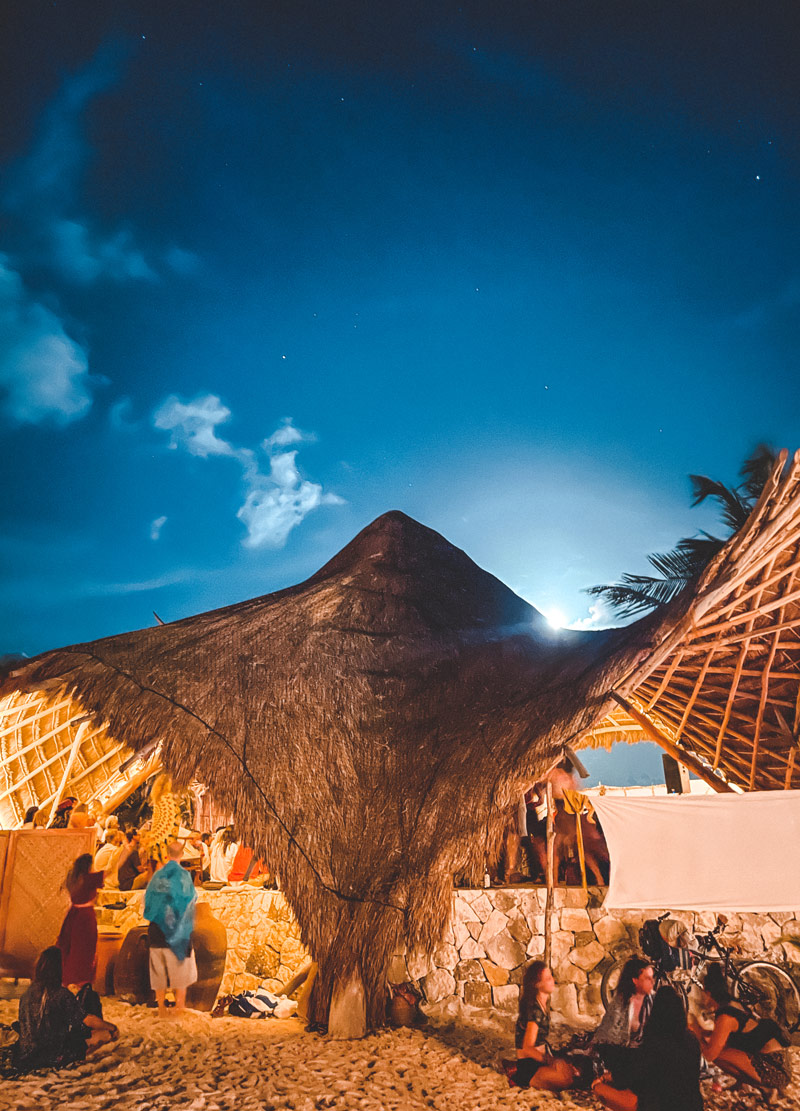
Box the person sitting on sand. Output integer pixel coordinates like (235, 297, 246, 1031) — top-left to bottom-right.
(144, 841, 198, 1018)
(689, 962, 792, 1099)
(593, 957, 655, 1072)
(591, 985, 702, 1111)
(504, 960, 577, 1090)
(15, 947, 118, 1073)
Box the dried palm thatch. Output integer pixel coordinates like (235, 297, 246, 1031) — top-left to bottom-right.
(1, 451, 799, 1028)
(579, 449, 800, 792)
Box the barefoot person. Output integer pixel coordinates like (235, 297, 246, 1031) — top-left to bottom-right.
(689, 962, 792, 1099)
(505, 961, 577, 1090)
(15, 947, 117, 1072)
(592, 986, 702, 1111)
(144, 840, 198, 1017)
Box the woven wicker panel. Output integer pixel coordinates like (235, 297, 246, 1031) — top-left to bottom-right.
(1, 830, 94, 966)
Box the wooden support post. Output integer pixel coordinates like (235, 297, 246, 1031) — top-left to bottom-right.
(610, 693, 734, 793)
(543, 781, 555, 966)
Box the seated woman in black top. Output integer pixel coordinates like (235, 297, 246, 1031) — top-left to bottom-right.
(689, 962, 791, 1097)
(592, 986, 703, 1111)
(15, 947, 117, 1073)
(507, 961, 577, 1090)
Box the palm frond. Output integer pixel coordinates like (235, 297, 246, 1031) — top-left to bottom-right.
(739, 443, 780, 502)
(689, 474, 751, 532)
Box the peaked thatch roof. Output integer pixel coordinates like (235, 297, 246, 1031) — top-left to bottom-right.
(2, 454, 800, 1026)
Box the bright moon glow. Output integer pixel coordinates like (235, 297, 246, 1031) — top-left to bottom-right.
(543, 607, 567, 629)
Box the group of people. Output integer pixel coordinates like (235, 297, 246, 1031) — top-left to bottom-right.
(507, 956, 792, 1108)
(10, 839, 200, 1074)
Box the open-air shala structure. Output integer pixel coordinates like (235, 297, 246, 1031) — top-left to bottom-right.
(2, 449, 800, 1031)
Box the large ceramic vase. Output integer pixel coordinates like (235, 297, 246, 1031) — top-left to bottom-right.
(186, 900, 227, 1011)
(114, 925, 154, 1004)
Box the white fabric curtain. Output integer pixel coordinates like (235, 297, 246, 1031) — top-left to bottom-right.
(593, 788, 800, 911)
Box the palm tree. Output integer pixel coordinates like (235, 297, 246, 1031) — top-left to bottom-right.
(586, 444, 780, 618)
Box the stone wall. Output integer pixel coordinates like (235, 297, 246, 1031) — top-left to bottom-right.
(99, 884, 800, 1018)
(97, 886, 308, 997)
(389, 887, 800, 1028)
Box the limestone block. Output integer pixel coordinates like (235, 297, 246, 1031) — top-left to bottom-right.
(454, 959, 484, 982)
(519, 890, 545, 919)
(575, 931, 596, 946)
(478, 909, 509, 946)
(526, 934, 545, 958)
(484, 931, 526, 970)
(460, 937, 486, 960)
(387, 955, 409, 984)
(463, 981, 493, 1007)
(422, 968, 456, 1003)
(458, 889, 480, 903)
(560, 908, 592, 933)
(466, 920, 483, 940)
(578, 983, 604, 1019)
(770, 912, 795, 926)
(480, 959, 508, 987)
(470, 893, 493, 922)
(453, 917, 471, 949)
(550, 930, 574, 965)
(560, 961, 588, 985)
(507, 910, 532, 946)
(759, 919, 783, 949)
(564, 888, 589, 909)
(493, 984, 520, 1011)
(407, 951, 435, 980)
(493, 890, 521, 914)
(593, 916, 628, 948)
(568, 941, 606, 972)
(434, 944, 458, 970)
(454, 896, 479, 923)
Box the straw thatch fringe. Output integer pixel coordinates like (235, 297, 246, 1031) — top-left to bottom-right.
(3, 463, 800, 1025)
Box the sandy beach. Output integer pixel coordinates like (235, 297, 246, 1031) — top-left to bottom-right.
(0, 998, 797, 1111)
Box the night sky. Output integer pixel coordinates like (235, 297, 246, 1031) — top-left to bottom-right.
(2, 3, 798, 784)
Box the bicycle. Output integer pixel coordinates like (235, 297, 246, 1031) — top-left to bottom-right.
(600, 912, 800, 1033)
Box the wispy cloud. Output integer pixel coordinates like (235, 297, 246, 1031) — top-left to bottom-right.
(149, 515, 168, 541)
(152, 393, 344, 548)
(567, 601, 615, 630)
(0, 256, 92, 424)
(4, 44, 198, 287)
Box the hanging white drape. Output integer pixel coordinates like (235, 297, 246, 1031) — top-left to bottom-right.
(593, 788, 800, 911)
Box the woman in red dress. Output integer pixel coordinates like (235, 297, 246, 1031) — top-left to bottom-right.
(57, 854, 104, 988)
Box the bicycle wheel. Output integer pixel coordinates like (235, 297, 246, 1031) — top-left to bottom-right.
(600, 956, 629, 1009)
(734, 961, 800, 1032)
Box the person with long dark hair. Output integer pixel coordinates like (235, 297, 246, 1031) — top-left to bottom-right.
(595, 956, 656, 1048)
(15, 947, 116, 1072)
(690, 962, 791, 1098)
(592, 985, 703, 1111)
(504, 961, 577, 1090)
(56, 853, 104, 988)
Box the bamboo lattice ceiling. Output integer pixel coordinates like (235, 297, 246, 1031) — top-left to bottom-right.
(579, 449, 800, 792)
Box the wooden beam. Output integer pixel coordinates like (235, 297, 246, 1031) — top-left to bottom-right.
(610, 693, 734, 793)
(46, 722, 89, 824)
(0, 714, 91, 771)
(0, 698, 65, 739)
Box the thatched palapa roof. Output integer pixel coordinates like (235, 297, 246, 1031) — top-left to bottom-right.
(2, 450, 800, 1027)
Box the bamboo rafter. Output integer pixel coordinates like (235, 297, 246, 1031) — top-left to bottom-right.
(579, 449, 800, 791)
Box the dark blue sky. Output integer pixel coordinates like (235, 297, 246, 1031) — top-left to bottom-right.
(2, 2, 798, 784)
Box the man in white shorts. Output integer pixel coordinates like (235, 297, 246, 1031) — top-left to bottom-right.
(144, 840, 198, 1017)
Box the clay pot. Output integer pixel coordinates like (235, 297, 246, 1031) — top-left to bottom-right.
(186, 900, 227, 1011)
(114, 926, 154, 1004)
